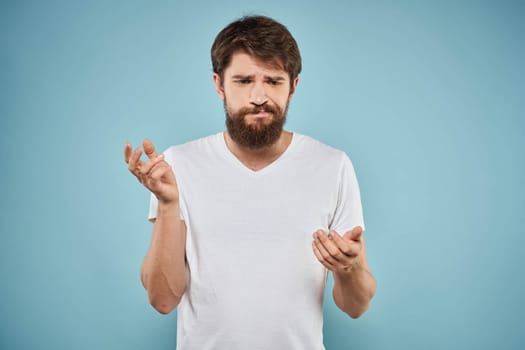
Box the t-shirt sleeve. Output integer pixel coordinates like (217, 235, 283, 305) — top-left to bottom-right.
(148, 191, 188, 222)
(329, 152, 365, 233)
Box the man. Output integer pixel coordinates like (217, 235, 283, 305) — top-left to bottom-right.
(124, 15, 376, 350)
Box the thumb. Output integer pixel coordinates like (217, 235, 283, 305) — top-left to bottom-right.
(344, 226, 363, 242)
(143, 139, 158, 159)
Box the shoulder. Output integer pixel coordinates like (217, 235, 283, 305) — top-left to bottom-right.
(160, 133, 224, 173)
(163, 133, 222, 159)
(293, 133, 350, 166)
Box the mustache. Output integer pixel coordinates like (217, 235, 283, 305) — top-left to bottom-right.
(237, 104, 280, 116)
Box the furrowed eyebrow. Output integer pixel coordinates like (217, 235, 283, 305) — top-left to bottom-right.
(267, 76, 286, 81)
(231, 75, 287, 81)
(232, 75, 254, 80)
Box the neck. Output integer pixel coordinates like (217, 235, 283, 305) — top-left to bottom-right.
(224, 130, 293, 171)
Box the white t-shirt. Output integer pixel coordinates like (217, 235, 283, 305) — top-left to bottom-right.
(149, 132, 364, 350)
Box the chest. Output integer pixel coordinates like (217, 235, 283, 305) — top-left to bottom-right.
(180, 162, 339, 240)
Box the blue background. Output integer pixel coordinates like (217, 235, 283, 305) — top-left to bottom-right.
(1, 0, 524, 349)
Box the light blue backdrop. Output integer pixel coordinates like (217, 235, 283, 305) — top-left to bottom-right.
(1, 0, 524, 349)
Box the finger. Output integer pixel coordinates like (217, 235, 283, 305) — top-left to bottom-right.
(316, 231, 345, 261)
(128, 147, 144, 173)
(312, 241, 335, 270)
(140, 154, 165, 175)
(344, 226, 363, 242)
(312, 229, 326, 240)
(313, 230, 346, 261)
(339, 230, 364, 260)
(313, 237, 340, 265)
(143, 139, 158, 160)
(331, 231, 358, 257)
(149, 162, 171, 181)
(124, 142, 133, 163)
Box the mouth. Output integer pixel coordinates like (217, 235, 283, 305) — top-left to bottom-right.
(249, 110, 272, 118)
(247, 106, 275, 118)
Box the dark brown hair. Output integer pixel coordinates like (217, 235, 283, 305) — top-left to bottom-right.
(211, 15, 302, 86)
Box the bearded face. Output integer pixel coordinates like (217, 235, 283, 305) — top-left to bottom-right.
(224, 98, 289, 149)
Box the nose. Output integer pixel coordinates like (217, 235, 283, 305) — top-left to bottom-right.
(250, 81, 268, 106)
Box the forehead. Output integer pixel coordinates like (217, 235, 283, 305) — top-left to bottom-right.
(225, 52, 288, 78)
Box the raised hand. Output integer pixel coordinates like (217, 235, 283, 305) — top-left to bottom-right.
(124, 139, 179, 204)
(312, 226, 364, 274)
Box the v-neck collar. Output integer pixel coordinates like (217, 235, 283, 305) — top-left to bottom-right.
(218, 131, 299, 176)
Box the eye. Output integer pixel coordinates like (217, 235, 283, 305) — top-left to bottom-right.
(235, 79, 252, 85)
(267, 79, 282, 86)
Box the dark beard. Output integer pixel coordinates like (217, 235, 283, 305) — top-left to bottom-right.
(224, 100, 288, 149)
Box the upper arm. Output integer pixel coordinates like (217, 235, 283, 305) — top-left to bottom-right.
(330, 152, 365, 234)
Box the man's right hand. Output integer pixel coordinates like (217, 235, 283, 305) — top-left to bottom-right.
(124, 139, 179, 205)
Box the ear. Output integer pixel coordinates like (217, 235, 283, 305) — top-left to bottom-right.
(213, 73, 225, 100)
(288, 76, 299, 99)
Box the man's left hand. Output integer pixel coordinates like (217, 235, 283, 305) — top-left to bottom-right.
(312, 226, 363, 274)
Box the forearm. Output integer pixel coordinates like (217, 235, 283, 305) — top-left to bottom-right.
(332, 260, 376, 319)
(142, 201, 187, 314)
